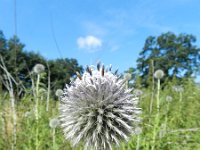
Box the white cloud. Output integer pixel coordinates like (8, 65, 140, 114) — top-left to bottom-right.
(77, 35, 102, 52)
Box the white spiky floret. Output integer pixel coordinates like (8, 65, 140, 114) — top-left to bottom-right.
(59, 64, 141, 150)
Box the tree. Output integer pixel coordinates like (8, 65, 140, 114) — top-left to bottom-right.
(137, 32, 200, 86)
(48, 58, 83, 91)
(0, 30, 83, 96)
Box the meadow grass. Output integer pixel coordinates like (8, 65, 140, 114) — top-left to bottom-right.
(0, 78, 200, 150)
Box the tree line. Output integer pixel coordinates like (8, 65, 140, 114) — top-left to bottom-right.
(127, 32, 200, 87)
(0, 30, 83, 97)
(1, 30, 200, 95)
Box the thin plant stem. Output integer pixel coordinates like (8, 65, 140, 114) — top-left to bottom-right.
(151, 79, 161, 150)
(35, 74, 40, 150)
(0, 56, 17, 150)
(136, 135, 140, 150)
(165, 101, 170, 133)
(150, 60, 154, 114)
(156, 79, 160, 114)
(46, 62, 51, 111)
(52, 128, 56, 149)
(179, 92, 182, 102)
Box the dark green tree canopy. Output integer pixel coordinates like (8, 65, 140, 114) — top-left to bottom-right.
(136, 32, 200, 86)
(0, 30, 83, 93)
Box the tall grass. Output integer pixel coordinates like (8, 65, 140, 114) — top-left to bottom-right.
(0, 73, 200, 149)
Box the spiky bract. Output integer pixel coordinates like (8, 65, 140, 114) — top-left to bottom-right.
(59, 64, 141, 150)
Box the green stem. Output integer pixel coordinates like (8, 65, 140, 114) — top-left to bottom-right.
(53, 128, 56, 149)
(156, 79, 160, 114)
(151, 79, 161, 150)
(136, 135, 140, 150)
(35, 74, 40, 150)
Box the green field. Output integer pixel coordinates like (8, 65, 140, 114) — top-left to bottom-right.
(1, 75, 200, 150)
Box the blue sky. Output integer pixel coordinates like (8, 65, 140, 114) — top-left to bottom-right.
(1, 0, 200, 73)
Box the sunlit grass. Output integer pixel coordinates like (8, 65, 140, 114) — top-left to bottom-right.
(0, 78, 200, 150)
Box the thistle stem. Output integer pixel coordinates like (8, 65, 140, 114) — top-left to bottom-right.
(151, 79, 161, 150)
(136, 135, 140, 150)
(52, 128, 56, 149)
(35, 74, 40, 150)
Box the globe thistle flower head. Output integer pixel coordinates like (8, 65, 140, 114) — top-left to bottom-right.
(24, 111, 32, 118)
(33, 64, 45, 74)
(166, 96, 173, 102)
(154, 69, 164, 79)
(55, 89, 63, 97)
(172, 85, 184, 92)
(134, 127, 142, 135)
(59, 63, 141, 150)
(49, 118, 60, 129)
(133, 89, 143, 97)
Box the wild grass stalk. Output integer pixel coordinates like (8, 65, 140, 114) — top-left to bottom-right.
(0, 56, 17, 150)
(46, 62, 51, 112)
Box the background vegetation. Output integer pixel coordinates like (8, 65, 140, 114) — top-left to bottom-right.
(0, 30, 200, 150)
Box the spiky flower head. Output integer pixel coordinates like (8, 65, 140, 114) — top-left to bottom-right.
(134, 127, 142, 135)
(59, 63, 141, 150)
(154, 69, 164, 79)
(24, 111, 32, 118)
(166, 96, 173, 102)
(49, 118, 60, 129)
(172, 85, 184, 92)
(33, 64, 45, 74)
(55, 89, 63, 97)
(133, 89, 143, 97)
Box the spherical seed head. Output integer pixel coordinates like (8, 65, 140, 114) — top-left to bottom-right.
(55, 89, 63, 97)
(33, 64, 45, 74)
(133, 89, 143, 97)
(154, 69, 164, 79)
(166, 96, 173, 102)
(134, 127, 142, 135)
(49, 118, 60, 129)
(24, 111, 32, 118)
(59, 64, 141, 150)
(172, 85, 184, 92)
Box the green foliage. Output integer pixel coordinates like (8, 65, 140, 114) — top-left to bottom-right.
(0, 30, 83, 94)
(1, 73, 200, 149)
(136, 32, 200, 86)
(1, 29, 200, 150)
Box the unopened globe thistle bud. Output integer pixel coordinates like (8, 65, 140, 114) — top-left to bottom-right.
(33, 64, 45, 74)
(124, 73, 132, 81)
(133, 89, 143, 97)
(172, 85, 184, 92)
(49, 118, 60, 129)
(134, 127, 142, 135)
(154, 69, 164, 79)
(166, 96, 173, 102)
(59, 64, 141, 150)
(55, 89, 63, 97)
(24, 111, 32, 118)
